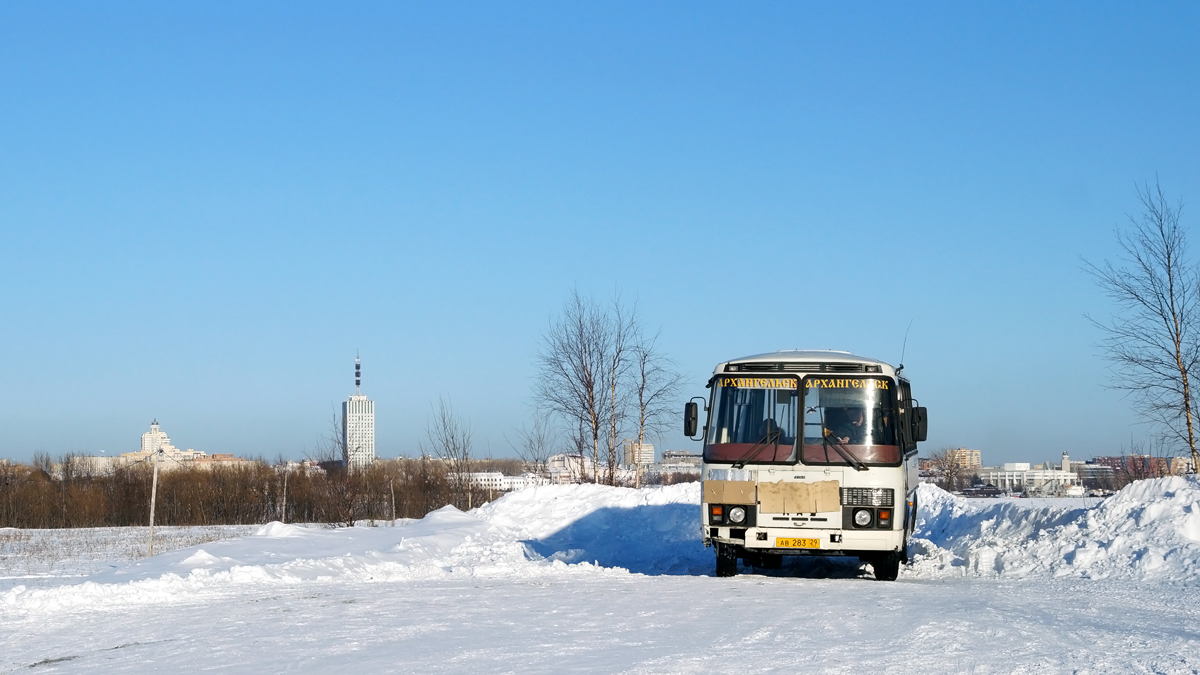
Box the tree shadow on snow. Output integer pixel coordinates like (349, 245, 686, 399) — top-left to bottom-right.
(523, 504, 874, 579)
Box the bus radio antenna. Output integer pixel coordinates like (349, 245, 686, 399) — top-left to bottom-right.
(897, 319, 913, 375)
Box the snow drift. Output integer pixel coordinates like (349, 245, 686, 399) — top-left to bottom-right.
(910, 476, 1200, 580)
(1, 483, 707, 611)
(5, 476, 1200, 611)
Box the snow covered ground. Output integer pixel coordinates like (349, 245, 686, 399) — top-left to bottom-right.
(0, 525, 257, 589)
(2, 479, 1199, 673)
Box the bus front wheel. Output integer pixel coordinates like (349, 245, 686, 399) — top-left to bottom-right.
(715, 543, 739, 577)
(871, 552, 901, 581)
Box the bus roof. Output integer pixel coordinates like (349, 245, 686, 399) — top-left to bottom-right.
(713, 350, 898, 376)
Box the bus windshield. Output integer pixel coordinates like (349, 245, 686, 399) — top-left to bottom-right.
(704, 376, 798, 464)
(801, 376, 900, 466)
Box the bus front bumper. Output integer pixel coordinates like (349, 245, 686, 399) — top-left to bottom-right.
(704, 526, 904, 555)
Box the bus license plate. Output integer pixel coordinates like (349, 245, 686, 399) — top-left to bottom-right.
(776, 537, 820, 549)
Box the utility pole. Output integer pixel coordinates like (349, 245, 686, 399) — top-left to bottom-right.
(389, 478, 396, 526)
(148, 448, 162, 557)
(281, 469, 289, 524)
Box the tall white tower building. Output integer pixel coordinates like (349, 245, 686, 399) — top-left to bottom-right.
(342, 355, 375, 469)
(142, 419, 172, 454)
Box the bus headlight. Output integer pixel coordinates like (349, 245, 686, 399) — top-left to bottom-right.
(728, 506, 746, 524)
(852, 508, 873, 528)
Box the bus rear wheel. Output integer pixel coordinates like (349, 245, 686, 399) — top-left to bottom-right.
(870, 552, 901, 581)
(715, 543, 739, 577)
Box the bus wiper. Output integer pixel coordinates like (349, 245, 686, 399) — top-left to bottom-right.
(731, 428, 782, 470)
(823, 434, 869, 472)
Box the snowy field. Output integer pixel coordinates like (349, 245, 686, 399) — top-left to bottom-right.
(2, 479, 1200, 673)
(0, 525, 258, 589)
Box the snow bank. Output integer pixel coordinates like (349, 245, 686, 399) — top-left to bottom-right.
(1, 484, 705, 611)
(909, 476, 1200, 580)
(476, 482, 709, 574)
(7, 476, 1200, 612)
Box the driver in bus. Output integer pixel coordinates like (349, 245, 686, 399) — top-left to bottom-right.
(826, 407, 867, 444)
(758, 418, 784, 444)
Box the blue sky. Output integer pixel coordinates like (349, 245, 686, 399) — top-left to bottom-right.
(2, 2, 1198, 465)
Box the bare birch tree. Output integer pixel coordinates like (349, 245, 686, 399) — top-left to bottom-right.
(535, 290, 613, 484)
(1085, 181, 1200, 473)
(602, 298, 636, 485)
(422, 396, 474, 509)
(535, 290, 681, 485)
(571, 419, 592, 483)
(630, 329, 683, 452)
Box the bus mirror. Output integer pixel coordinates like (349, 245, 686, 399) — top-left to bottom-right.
(913, 406, 928, 442)
(684, 402, 699, 437)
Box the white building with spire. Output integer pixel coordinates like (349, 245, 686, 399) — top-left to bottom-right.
(342, 355, 376, 469)
(141, 419, 174, 454)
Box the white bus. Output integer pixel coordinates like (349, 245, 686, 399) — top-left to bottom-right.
(684, 350, 927, 580)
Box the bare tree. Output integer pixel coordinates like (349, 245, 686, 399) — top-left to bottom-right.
(308, 407, 347, 469)
(602, 298, 636, 485)
(629, 329, 683, 454)
(303, 409, 362, 526)
(535, 289, 681, 485)
(422, 396, 474, 509)
(535, 290, 614, 484)
(507, 416, 557, 479)
(570, 419, 592, 483)
(1085, 181, 1200, 473)
(927, 447, 966, 492)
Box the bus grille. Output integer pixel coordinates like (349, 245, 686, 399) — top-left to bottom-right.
(841, 487, 894, 507)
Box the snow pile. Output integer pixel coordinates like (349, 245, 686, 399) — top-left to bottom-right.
(1, 483, 704, 611)
(909, 476, 1200, 580)
(476, 482, 707, 574)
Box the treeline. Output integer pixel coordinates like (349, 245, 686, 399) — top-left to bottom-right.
(0, 456, 523, 529)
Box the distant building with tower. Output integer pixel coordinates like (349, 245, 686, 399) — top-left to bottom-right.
(978, 452, 1078, 495)
(141, 420, 175, 454)
(342, 355, 376, 469)
(74, 420, 250, 473)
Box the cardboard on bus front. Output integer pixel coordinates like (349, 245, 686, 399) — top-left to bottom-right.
(758, 480, 840, 514)
(702, 480, 757, 505)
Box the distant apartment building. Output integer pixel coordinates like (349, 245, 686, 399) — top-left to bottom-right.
(546, 453, 635, 484)
(548, 453, 599, 484)
(660, 450, 702, 467)
(461, 472, 549, 491)
(1170, 456, 1193, 474)
(623, 441, 655, 467)
(950, 448, 982, 470)
(342, 356, 376, 470)
(1073, 462, 1116, 488)
(651, 449, 702, 478)
(648, 446, 700, 478)
(1091, 454, 1192, 479)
